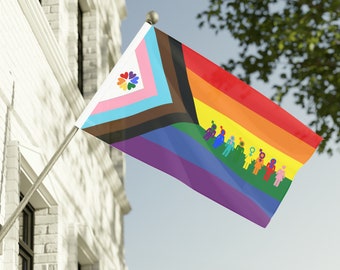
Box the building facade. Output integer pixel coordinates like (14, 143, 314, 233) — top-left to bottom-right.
(0, 0, 130, 269)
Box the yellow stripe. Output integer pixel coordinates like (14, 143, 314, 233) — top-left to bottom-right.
(195, 99, 303, 180)
(187, 69, 316, 164)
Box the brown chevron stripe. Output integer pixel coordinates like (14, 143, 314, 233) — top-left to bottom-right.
(83, 27, 197, 143)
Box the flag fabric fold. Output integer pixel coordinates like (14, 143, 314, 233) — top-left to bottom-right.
(76, 22, 322, 227)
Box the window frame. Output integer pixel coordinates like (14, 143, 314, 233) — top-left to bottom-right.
(77, 2, 84, 95)
(19, 194, 35, 270)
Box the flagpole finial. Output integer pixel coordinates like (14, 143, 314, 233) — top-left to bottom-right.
(146, 11, 159, 25)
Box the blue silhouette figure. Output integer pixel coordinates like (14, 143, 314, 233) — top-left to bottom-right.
(222, 135, 235, 157)
(213, 126, 226, 148)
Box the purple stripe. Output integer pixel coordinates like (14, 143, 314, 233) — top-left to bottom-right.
(141, 125, 280, 216)
(113, 136, 271, 227)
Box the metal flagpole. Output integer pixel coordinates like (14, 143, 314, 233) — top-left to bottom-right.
(0, 10, 159, 244)
(0, 126, 79, 243)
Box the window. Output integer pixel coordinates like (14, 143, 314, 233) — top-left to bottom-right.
(77, 3, 84, 95)
(18, 195, 35, 270)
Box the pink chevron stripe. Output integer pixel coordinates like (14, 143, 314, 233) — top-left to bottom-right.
(91, 39, 158, 115)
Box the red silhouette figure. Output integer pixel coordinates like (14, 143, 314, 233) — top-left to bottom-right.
(264, 158, 276, 181)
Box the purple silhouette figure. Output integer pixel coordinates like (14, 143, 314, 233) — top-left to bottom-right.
(204, 120, 217, 141)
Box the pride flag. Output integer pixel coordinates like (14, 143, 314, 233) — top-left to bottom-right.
(76, 23, 322, 227)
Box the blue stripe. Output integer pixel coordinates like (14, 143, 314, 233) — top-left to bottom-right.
(141, 125, 280, 216)
(82, 27, 173, 128)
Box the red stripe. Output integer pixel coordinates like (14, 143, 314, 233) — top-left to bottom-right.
(182, 45, 322, 148)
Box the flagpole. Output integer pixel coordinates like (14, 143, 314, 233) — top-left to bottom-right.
(0, 126, 78, 243)
(0, 11, 158, 243)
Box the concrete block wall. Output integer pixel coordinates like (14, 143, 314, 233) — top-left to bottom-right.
(34, 206, 59, 270)
(82, 9, 99, 101)
(2, 142, 20, 270)
(40, 0, 60, 39)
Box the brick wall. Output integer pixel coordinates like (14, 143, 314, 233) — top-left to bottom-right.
(40, 0, 60, 38)
(82, 9, 99, 100)
(2, 142, 20, 270)
(34, 206, 59, 270)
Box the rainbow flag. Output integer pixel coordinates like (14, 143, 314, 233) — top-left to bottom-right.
(76, 23, 322, 227)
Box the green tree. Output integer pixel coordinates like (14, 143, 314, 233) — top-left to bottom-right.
(197, 0, 340, 154)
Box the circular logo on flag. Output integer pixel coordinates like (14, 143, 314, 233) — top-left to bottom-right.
(117, 71, 139, 90)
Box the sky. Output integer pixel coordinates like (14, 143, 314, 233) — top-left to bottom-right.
(120, 1, 340, 269)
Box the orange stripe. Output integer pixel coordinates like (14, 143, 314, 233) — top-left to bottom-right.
(182, 44, 322, 148)
(195, 99, 302, 180)
(187, 69, 316, 164)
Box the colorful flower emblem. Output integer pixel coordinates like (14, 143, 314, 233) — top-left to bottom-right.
(117, 71, 139, 90)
